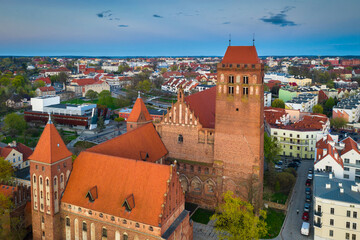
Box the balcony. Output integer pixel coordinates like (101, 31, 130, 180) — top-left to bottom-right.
(314, 221, 322, 228)
(314, 211, 322, 217)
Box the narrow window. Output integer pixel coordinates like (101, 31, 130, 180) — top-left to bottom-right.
(243, 76, 249, 84)
(354, 212, 357, 218)
(66, 217, 70, 226)
(347, 211, 351, 217)
(243, 87, 248, 95)
(228, 86, 234, 95)
(346, 222, 350, 228)
(353, 223, 357, 230)
(41, 216, 45, 223)
(46, 179, 49, 186)
(82, 222, 87, 232)
(330, 219, 334, 226)
(331, 208, 334, 214)
(178, 134, 183, 143)
(228, 75, 234, 84)
(329, 230, 333, 237)
(102, 228, 107, 238)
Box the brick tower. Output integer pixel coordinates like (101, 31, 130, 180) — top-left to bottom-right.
(214, 46, 264, 210)
(126, 91, 152, 132)
(29, 116, 73, 240)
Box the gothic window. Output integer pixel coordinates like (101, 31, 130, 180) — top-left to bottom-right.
(228, 86, 234, 95)
(33, 175, 36, 183)
(243, 87, 249, 96)
(55, 191, 58, 200)
(41, 216, 44, 223)
(39, 177, 43, 185)
(178, 134, 183, 143)
(123, 234, 128, 240)
(243, 76, 249, 84)
(102, 228, 107, 238)
(191, 178, 202, 192)
(190, 166, 194, 172)
(46, 179, 49, 186)
(66, 217, 70, 226)
(82, 222, 87, 232)
(54, 177, 57, 186)
(60, 174, 63, 183)
(228, 75, 234, 84)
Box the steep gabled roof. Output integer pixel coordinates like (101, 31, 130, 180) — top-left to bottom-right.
(341, 137, 360, 155)
(86, 123, 167, 163)
(0, 143, 33, 161)
(184, 86, 216, 128)
(61, 151, 173, 226)
(127, 97, 152, 123)
(221, 46, 260, 64)
(29, 122, 72, 164)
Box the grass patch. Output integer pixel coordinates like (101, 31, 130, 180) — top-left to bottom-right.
(74, 141, 97, 149)
(158, 97, 177, 103)
(270, 192, 288, 204)
(191, 208, 214, 225)
(61, 98, 97, 105)
(262, 208, 285, 239)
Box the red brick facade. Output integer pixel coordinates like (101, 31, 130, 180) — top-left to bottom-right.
(156, 46, 264, 210)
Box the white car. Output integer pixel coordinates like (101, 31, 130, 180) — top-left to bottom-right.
(307, 173, 313, 180)
(301, 222, 310, 236)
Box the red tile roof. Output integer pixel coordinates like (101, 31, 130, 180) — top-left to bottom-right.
(61, 151, 173, 226)
(127, 97, 152, 123)
(0, 185, 17, 198)
(221, 46, 260, 64)
(86, 123, 167, 163)
(71, 78, 96, 86)
(341, 137, 360, 155)
(0, 142, 33, 161)
(0, 147, 13, 159)
(184, 86, 216, 128)
(35, 77, 51, 84)
(38, 86, 55, 92)
(29, 122, 72, 164)
(264, 107, 288, 125)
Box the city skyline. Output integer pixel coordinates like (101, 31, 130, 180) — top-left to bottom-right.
(0, 0, 359, 56)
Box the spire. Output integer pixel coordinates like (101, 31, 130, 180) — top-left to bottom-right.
(29, 123, 72, 164)
(47, 112, 52, 124)
(253, 33, 255, 46)
(229, 34, 231, 46)
(127, 97, 152, 123)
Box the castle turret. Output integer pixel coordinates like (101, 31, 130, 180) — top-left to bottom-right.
(29, 116, 73, 240)
(126, 92, 152, 132)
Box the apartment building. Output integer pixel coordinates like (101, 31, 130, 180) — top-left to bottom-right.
(333, 94, 360, 123)
(314, 173, 360, 240)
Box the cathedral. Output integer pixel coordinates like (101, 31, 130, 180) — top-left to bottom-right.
(29, 45, 264, 239)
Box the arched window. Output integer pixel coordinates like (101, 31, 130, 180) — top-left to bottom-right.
(102, 228, 107, 238)
(82, 222, 87, 232)
(123, 233, 128, 240)
(60, 174, 64, 183)
(39, 176, 43, 185)
(54, 177, 57, 186)
(33, 175, 36, 183)
(46, 179, 49, 186)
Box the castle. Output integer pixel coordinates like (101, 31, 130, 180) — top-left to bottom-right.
(29, 45, 263, 239)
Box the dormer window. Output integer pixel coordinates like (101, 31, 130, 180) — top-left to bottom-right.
(86, 186, 98, 203)
(122, 194, 135, 212)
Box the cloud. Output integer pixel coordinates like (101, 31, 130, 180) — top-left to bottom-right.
(118, 25, 128, 28)
(260, 6, 297, 27)
(222, 22, 231, 25)
(153, 14, 163, 18)
(97, 10, 112, 18)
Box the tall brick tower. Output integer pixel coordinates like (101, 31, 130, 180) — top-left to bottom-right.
(214, 46, 264, 209)
(29, 117, 73, 240)
(126, 91, 152, 132)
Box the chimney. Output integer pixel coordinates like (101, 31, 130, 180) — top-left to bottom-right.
(351, 185, 358, 192)
(339, 183, 343, 187)
(340, 188, 344, 193)
(329, 173, 333, 179)
(326, 183, 331, 189)
(323, 149, 327, 156)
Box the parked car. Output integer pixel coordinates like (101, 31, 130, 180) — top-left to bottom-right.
(305, 187, 311, 195)
(306, 179, 311, 186)
(287, 163, 298, 169)
(306, 194, 312, 202)
(308, 168, 313, 174)
(302, 212, 309, 221)
(275, 164, 282, 170)
(294, 159, 301, 164)
(276, 160, 283, 165)
(307, 173, 313, 180)
(301, 222, 310, 236)
(304, 203, 311, 212)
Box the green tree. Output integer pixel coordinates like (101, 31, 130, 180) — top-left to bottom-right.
(325, 97, 335, 109)
(97, 90, 113, 108)
(136, 80, 152, 93)
(312, 104, 323, 114)
(271, 99, 285, 109)
(118, 63, 130, 74)
(0, 76, 10, 86)
(326, 80, 334, 89)
(57, 72, 69, 83)
(97, 115, 105, 131)
(33, 80, 45, 89)
(264, 133, 281, 164)
(11, 76, 25, 89)
(3, 113, 27, 137)
(160, 68, 167, 74)
(170, 64, 178, 71)
(0, 157, 14, 183)
(211, 191, 268, 240)
(264, 84, 270, 92)
(85, 90, 98, 101)
(275, 172, 296, 193)
(330, 117, 347, 129)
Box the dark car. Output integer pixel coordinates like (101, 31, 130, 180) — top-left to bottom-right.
(306, 194, 312, 202)
(287, 163, 298, 169)
(308, 168, 313, 174)
(305, 187, 311, 195)
(304, 203, 311, 212)
(302, 212, 309, 221)
(306, 179, 311, 186)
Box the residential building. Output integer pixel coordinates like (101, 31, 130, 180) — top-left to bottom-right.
(0, 141, 33, 169)
(313, 173, 360, 240)
(264, 91, 272, 107)
(285, 93, 318, 112)
(265, 107, 330, 159)
(35, 86, 56, 97)
(333, 94, 360, 123)
(315, 135, 360, 182)
(67, 78, 110, 97)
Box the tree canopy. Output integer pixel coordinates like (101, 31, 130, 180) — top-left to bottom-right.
(271, 99, 285, 109)
(264, 133, 281, 164)
(118, 63, 130, 74)
(85, 90, 98, 101)
(97, 90, 113, 108)
(3, 113, 27, 137)
(0, 157, 14, 183)
(211, 191, 267, 240)
(330, 117, 347, 129)
(312, 104, 323, 114)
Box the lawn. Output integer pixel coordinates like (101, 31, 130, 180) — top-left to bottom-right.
(270, 192, 288, 204)
(190, 208, 214, 225)
(262, 208, 286, 239)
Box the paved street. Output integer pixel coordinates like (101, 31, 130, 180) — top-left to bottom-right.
(277, 160, 314, 240)
(193, 220, 218, 240)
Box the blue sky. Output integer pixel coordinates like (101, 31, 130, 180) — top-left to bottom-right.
(0, 0, 359, 56)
